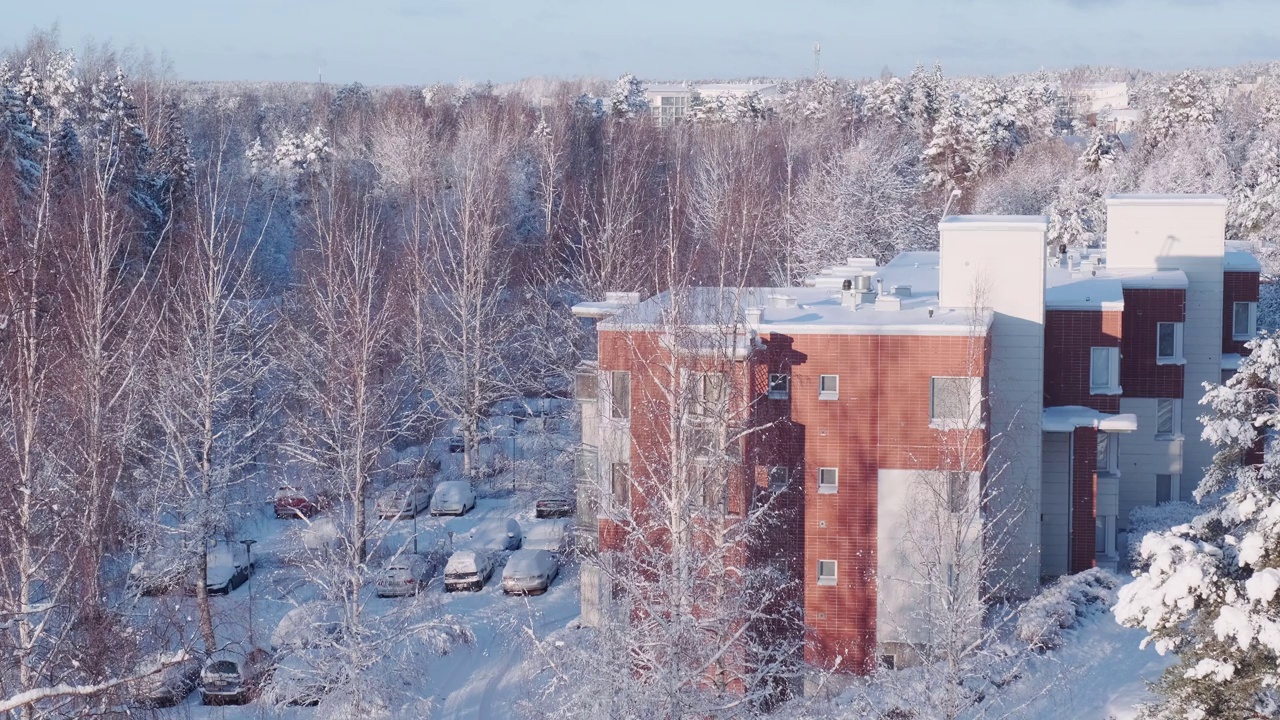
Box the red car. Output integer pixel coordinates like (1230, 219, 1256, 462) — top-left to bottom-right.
(274, 485, 323, 519)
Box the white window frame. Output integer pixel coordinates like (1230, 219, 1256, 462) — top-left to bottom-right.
(1155, 398, 1182, 439)
(767, 373, 790, 400)
(818, 374, 839, 401)
(929, 376, 983, 430)
(1155, 322, 1185, 365)
(818, 467, 839, 494)
(1089, 347, 1121, 395)
(1097, 431, 1119, 475)
(1095, 515, 1113, 556)
(1233, 301, 1258, 341)
(688, 371, 727, 417)
(817, 559, 837, 586)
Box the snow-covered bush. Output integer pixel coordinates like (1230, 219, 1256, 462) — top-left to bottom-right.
(1126, 501, 1200, 566)
(1017, 568, 1121, 651)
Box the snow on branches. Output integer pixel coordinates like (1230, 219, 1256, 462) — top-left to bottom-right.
(1114, 334, 1280, 719)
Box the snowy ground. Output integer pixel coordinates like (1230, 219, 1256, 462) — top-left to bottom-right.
(989, 613, 1175, 720)
(138, 405, 582, 718)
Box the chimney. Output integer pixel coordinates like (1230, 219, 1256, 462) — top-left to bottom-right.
(745, 306, 763, 326)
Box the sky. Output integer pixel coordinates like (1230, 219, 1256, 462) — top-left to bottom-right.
(6, 0, 1280, 86)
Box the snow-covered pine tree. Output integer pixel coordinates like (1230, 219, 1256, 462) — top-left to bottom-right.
(971, 80, 1026, 170)
(1231, 137, 1280, 252)
(1145, 70, 1219, 151)
(864, 75, 907, 126)
(609, 73, 649, 119)
(1114, 334, 1280, 719)
(1080, 129, 1120, 173)
(922, 93, 981, 191)
(0, 84, 45, 194)
(150, 96, 192, 221)
(906, 63, 944, 144)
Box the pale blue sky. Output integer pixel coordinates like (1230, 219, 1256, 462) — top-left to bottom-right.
(7, 0, 1280, 85)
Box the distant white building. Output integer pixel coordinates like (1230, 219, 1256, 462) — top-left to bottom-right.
(1075, 81, 1130, 114)
(644, 82, 779, 125)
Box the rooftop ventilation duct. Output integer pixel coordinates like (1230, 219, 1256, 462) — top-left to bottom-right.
(768, 294, 797, 309)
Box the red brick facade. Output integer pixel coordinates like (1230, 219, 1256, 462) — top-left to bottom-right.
(1223, 271, 1261, 355)
(1070, 428, 1098, 573)
(1120, 289, 1186, 399)
(1043, 310, 1123, 412)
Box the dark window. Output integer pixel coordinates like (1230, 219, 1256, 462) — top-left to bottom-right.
(768, 466, 789, 490)
(947, 472, 968, 513)
(611, 463, 630, 506)
(767, 373, 790, 400)
(1156, 323, 1177, 360)
(1156, 474, 1172, 504)
(610, 372, 631, 419)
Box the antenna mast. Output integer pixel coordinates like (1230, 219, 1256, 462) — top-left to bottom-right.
(813, 42, 821, 76)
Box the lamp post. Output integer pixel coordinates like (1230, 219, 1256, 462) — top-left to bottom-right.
(240, 539, 258, 646)
(412, 505, 419, 555)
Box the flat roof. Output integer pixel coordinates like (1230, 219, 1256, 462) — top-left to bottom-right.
(1106, 193, 1228, 206)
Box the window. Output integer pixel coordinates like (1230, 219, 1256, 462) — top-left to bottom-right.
(1090, 347, 1120, 394)
(947, 472, 969, 513)
(768, 466, 789, 490)
(768, 373, 790, 400)
(817, 559, 837, 586)
(610, 463, 630, 507)
(690, 372, 727, 417)
(880, 654, 897, 670)
(818, 374, 839, 401)
(699, 472, 723, 509)
(1097, 432, 1118, 474)
(818, 467, 839, 494)
(1234, 301, 1258, 340)
(574, 366, 598, 401)
(930, 377, 981, 428)
(1156, 474, 1172, 504)
(574, 446, 599, 480)
(1156, 322, 1183, 363)
(1156, 399, 1181, 438)
(687, 425, 716, 458)
(1095, 516, 1109, 554)
(610, 371, 631, 420)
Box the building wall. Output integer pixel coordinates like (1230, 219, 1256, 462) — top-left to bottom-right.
(1044, 309, 1123, 411)
(1115, 397, 1184, 533)
(762, 330, 988, 672)
(1120, 289, 1186, 398)
(1106, 196, 1226, 503)
(1040, 432, 1072, 578)
(1223, 271, 1261, 355)
(938, 217, 1047, 597)
(1070, 428, 1099, 573)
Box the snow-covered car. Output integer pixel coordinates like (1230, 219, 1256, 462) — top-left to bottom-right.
(468, 518, 522, 552)
(375, 480, 433, 520)
(375, 553, 439, 597)
(270, 602, 343, 652)
(263, 651, 335, 707)
(129, 650, 202, 708)
(301, 516, 340, 552)
(523, 519, 573, 555)
(274, 484, 325, 518)
(199, 646, 269, 705)
(128, 551, 198, 597)
(444, 549, 495, 592)
(501, 549, 560, 595)
(205, 543, 254, 596)
(534, 494, 575, 519)
(429, 480, 477, 516)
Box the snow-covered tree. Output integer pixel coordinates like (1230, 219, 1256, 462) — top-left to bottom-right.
(863, 75, 907, 126)
(1232, 136, 1280, 249)
(609, 73, 649, 119)
(792, 126, 931, 274)
(922, 94, 982, 191)
(1137, 126, 1232, 195)
(1080, 129, 1121, 173)
(1145, 70, 1219, 151)
(906, 63, 944, 143)
(1114, 334, 1280, 719)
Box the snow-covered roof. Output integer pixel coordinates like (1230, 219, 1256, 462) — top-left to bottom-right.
(596, 252, 989, 337)
(1044, 246, 1193, 310)
(1042, 406, 1138, 433)
(1225, 248, 1263, 272)
(1106, 193, 1228, 206)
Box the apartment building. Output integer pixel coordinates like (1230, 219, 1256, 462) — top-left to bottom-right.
(571, 194, 1260, 674)
(644, 82, 779, 125)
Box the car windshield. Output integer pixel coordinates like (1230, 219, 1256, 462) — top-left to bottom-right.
(207, 660, 239, 676)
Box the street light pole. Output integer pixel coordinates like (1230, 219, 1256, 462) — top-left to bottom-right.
(240, 539, 258, 647)
(413, 508, 419, 555)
